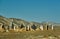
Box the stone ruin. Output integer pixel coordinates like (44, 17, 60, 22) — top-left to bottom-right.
(0, 22, 54, 32)
(0, 16, 54, 32)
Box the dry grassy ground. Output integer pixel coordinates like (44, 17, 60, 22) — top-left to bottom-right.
(0, 30, 60, 39)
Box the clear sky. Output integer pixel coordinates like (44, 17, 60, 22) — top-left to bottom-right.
(0, 0, 60, 23)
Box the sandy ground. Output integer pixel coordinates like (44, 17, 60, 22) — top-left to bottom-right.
(0, 30, 60, 39)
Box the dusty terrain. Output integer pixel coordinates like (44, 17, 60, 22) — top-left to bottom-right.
(0, 30, 60, 39)
(0, 16, 60, 39)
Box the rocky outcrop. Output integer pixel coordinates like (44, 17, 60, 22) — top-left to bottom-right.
(0, 15, 60, 32)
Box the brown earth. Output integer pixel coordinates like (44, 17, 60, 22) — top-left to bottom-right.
(0, 30, 60, 39)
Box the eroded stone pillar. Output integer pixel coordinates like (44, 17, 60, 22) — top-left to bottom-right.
(0, 23, 3, 29)
(4, 26, 9, 32)
(40, 25, 43, 30)
(52, 25, 54, 30)
(25, 25, 30, 31)
(16, 26, 19, 32)
(9, 19, 13, 30)
(14, 26, 16, 30)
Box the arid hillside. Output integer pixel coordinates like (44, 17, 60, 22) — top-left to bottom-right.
(0, 15, 60, 39)
(0, 15, 60, 32)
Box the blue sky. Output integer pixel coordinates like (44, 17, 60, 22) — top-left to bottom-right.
(0, 0, 60, 23)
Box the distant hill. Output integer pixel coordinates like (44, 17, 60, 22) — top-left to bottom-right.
(0, 15, 60, 27)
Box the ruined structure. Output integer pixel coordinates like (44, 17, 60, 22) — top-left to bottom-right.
(0, 23, 3, 29)
(0, 15, 59, 32)
(42, 22, 54, 30)
(39, 25, 43, 30)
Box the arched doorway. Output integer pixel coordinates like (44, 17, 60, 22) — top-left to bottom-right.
(20, 24, 25, 29)
(31, 24, 37, 30)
